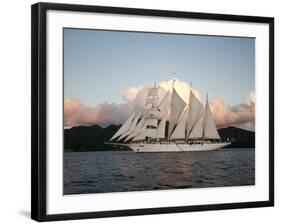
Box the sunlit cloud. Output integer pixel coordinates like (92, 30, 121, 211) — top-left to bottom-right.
(123, 79, 200, 105)
(210, 91, 255, 131)
(64, 98, 134, 127)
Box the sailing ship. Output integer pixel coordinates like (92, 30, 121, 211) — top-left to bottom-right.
(107, 79, 231, 152)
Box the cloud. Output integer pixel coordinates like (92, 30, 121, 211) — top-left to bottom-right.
(122, 79, 200, 109)
(210, 91, 255, 131)
(64, 79, 255, 131)
(122, 79, 200, 104)
(64, 98, 134, 127)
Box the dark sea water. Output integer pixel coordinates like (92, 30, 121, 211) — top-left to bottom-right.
(64, 148, 255, 195)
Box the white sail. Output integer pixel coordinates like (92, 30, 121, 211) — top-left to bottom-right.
(146, 118, 158, 127)
(144, 90, 170, 120)
(155, 112, 167, 139)
(170, 106, 189, 140)
(110, 112, 135, 141)
(133, 117, 158, 140)
(128, 112, 141, 133)
(117, 130, 130, 141)
(168, 89, 187, 138)
(125, 116, 145, 141)
(147, 88, 159, 97)
(186, 90, 203, 138)
(133, 131, 145, 141)
(117, 113, 140, 141)
(145, 128, 157, 138)
(144, 108, 160, 118)
(108, 79, 230, 153)
(123, 112, 141, 142)
(131, 117, 146, 141)
(145, 98, 159, 105)
(188, 108, 205, 139)
(124, 134, 134, 142)
(204, 101, 220, 139)
(158, 91, 170, 112)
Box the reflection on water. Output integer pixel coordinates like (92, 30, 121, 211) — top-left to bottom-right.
(64, 148, 255, 195)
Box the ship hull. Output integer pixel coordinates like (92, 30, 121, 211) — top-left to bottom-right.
(128, 142, 231, 152)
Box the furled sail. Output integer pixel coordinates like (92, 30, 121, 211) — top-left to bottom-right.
(186, 90, 203, 139)
(188, 108, 205, 139)
(168, 89, 187, 138)
(110, 112, 135, 141)
(155, 112, 167, 139)
(170, 106, 189, 140)
(204, 100, 220, 139)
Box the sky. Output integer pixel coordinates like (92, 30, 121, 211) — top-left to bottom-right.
(64, 28, 255, 130)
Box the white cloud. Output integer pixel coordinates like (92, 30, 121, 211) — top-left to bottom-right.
(210, 91, 255, 131)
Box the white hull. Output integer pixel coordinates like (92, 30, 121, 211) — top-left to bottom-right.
(128, 142, 231, 152)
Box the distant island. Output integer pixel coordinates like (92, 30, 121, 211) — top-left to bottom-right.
(64, 125, 255, 152)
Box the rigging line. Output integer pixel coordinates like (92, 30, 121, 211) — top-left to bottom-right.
(203, 93, 208, 141)
(186, 105, 205, 140)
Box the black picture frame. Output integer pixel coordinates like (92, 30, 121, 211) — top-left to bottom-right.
(31, 2, 274, 222)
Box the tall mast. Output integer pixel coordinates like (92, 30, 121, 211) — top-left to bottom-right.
(145, 81, 159, 115)
(185, 80, 204, 140)
(168, 74, 176, 142)
(203, 93, 208, 141)
(144, 82, 160, 141)
(171, 73, 176, 90)
(185, 79, 192, 139)
(152, 82, 157, 109)
(203, 93, 221, 140)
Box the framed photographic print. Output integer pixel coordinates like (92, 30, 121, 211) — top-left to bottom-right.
(31, 2, 274, 222)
